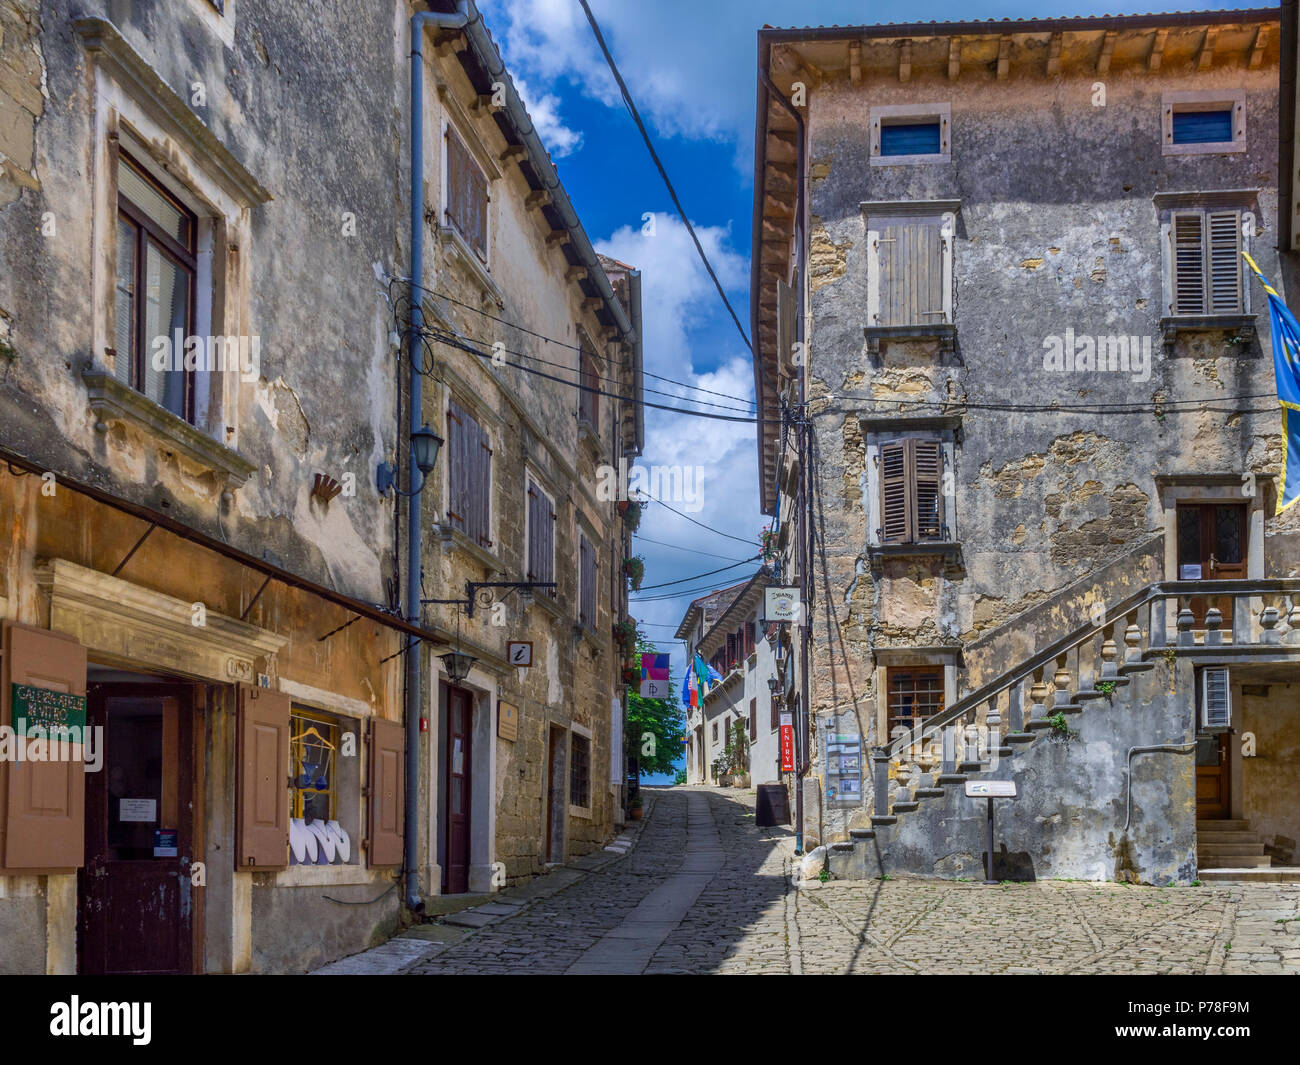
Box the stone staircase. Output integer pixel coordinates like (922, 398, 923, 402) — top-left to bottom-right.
(822, 580, 1300, 885)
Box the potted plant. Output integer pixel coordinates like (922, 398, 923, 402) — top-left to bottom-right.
(628, 793, 643, 821)
(624, 555, 645, 592)
(613, 617, 638, 648)
(729, 720, 750, 787)
(621, 665, 637, 686)
(711, 755, 731, 787)
(624, 499, 643, 533)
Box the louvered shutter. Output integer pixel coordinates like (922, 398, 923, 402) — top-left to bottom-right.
(473, 417, 492, 549)
(236, 685, 289, 871)
(0, 621, 87, 872)
(526, 481, 541, 580)
(880, 440, 910, 542)
(1207, 210, 1242, 313)
(1171, 211, 1207, 315)
(749, 698, 758, 742)
(446, 402, 466, 534)
(579, 534, 597, 628)
(726, 633, 736, 668)
(367, 717, 404, 867)
(912, 440, 944, 541)
(879, 219, 945, 327)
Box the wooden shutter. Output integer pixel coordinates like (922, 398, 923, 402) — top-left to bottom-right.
(0, 621, 87, 872)
(879, 218, 944, 327)
(236, 685, 289, 871)
(446, 127, 487, 257)
(771, 692, 779, 731)
(880, 440, 910, 542)
(1171, 211, 1206, 314)
(749, 698, 757, 742)
(446, 401, 466, 534)
(527, 481, 542, 580)
(1207, 210, 1242, 313)
(579, 534, 597, 628)
(471, 414, 492, 549)
(367, 717, 404, 867)
(912, 439, 944, 541)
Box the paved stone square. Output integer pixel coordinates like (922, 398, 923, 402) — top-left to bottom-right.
(396, 786, 1300, 976)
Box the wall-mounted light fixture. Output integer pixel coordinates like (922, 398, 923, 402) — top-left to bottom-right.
(441, 651, 476, 683)
(377, 424, 443, 497)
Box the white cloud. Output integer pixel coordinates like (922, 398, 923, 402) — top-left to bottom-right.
(595, 214, 765, 647)
(513, 76, 583, 158)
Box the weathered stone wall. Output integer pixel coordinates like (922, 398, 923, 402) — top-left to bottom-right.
(800, 52, 1298, 848)
(1240, 681, 1300, 865)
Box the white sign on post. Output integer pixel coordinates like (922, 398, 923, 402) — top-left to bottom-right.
(965, 780, 1017, 798)
(764, 587, 802, 624)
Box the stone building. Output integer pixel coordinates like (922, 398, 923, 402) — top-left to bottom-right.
(752, 10, 1300, 884)
(0, 0, 639, 974)
(676, 570, 780, 787)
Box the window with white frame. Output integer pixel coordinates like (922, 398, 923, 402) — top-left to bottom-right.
(870, 103, 951, 165)
(1162, 90, 1245, 156)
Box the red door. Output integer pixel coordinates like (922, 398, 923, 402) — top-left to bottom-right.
(443, 687, 472, 894)
(78, 683, 195, 974)
(1177, 503, 1246, 625)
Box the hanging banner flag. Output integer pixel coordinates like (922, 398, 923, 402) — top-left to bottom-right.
(1243, 252, 1300, 513)
(640, 653, 670, 699)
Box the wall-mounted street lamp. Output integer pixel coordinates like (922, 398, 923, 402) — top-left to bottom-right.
(767, 676, 782, 698)
(377, 424, 443, 497)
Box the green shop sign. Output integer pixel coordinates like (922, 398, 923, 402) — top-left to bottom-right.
(9, 684, 87, 737)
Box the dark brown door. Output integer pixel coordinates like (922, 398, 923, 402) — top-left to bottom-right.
(1195, 732, 1231, 819)
(79, 684, 194, 974)
(1177, 503, 1246, 625)
(443, 687, 472, 894)
(545, 726, 565, 864)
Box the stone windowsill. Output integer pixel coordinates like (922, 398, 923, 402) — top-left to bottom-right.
(435, 523, 503, 575)
(1160, 314, 1255, 347)
(272, 862, 373, 888)
(863, 322, 956, 355)
(574, 620, 603, 653)
(577, 416, 605, 461)
(568, 804, 592, 821)
(82, 369, 255, 485)
(527, 585, 565, 622)
(437, 224, 504, 307)
(868, 541, 963, 575)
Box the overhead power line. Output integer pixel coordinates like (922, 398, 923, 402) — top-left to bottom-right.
(646, 496, 762, 546)
(633, 536, 755, 563)
(633, 555, 761, 592)
(577, 0, 753, 354)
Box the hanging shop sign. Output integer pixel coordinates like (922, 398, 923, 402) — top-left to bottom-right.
(640, 652, 671, 699)
(764, 587, 802, 624)
(9, 683, 86, 737)
(780, 721, 795, 772)
(507, 641, 532, 667)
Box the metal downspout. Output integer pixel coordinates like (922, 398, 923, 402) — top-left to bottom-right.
(405, 1, 471, 914)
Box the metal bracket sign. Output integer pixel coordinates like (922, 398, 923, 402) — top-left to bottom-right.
(764, 586, 802, 624)
(965, 779, 1017, 883)
(507, 641, 532, 668)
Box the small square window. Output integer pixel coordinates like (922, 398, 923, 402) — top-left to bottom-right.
(1172, 110, 1232, 145)
(870, 104, 950, 165)
(1162, 91, 1245, 155)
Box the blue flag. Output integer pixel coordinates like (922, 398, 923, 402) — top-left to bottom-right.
(1244, 253, 1300, 514)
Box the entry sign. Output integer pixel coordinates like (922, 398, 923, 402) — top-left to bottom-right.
(780, 717, 795, 773)
(965, 780, 1017, 798)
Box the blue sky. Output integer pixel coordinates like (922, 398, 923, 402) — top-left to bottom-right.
(475, 0, 1257, 781)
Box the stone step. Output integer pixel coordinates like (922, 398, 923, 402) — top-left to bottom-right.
(914, 788, 946, 799)
(892, 801, 919, 813)
(1006, 733, 1037, 745)
(849, 828, 876, 841)
(1197, 867, 1300, 883)
(831, 841, 856, 853)
(957, 760, 986, 773)
(1198, 854, 1272, 869)
(1051, 702, 1083, 714)
(871, 815, 897, 827)
(1197, 831, 1262, 845)
(1196, 847, 1268, 863)
(936, 774, 967, 785)
(1198, 819, 1253, 831)
(1118, 661, 1156, 675)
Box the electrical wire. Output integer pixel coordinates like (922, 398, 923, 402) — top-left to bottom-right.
(577, 0, 753, 354)
(645, 495, 761, 546)
(633, 536, 755, 563)
(633, 555, 761, 592)
(391, 274, 756, 407)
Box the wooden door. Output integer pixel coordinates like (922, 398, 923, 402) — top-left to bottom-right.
(443, 687, 472, 894)
(1177, 503, 1246, 625)
(79, 684, 194, 974)
(1195, 732, 1231, 819)
(545, 726, 564, 864)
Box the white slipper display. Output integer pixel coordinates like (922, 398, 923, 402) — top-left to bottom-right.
(327, 820, 351, 863)
(289, 818, 308, 864)
(308, 819, 336, 863)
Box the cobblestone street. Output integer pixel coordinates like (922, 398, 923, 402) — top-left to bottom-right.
(398, 786, 1300, 976)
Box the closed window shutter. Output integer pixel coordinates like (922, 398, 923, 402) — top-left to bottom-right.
(0, 621, 87, 872)
(367, 717, 404, 866)
(236, 684, 289, 871)
(527, 483, 556, 589)
(446, 403, 466, 534)
(579, 534, 597, 627)
(526, 482, 540, 580)
(544, 495, 556, 591)
(771, 693, 779, 731)
(446, 128, 487, 258)
(912, 439, 944, 541)
(473, 418, 492, 549)
(880, 440, 909, 542)
(448, 400, 491, 547)
(879, 219, 944, 327)
(750, 698, 757, 742)
(1172, 210, 1207, 314)
(1207, 210, 1242, 313)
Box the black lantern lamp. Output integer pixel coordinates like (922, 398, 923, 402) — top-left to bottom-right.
(767, 676, 782, 697)
(441, 651, 475, 683)
(377, 423, 443, 497)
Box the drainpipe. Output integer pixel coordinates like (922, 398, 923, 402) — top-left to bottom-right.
(759, 69, 807, 854)
(404, 0, 470, 914)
